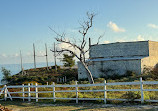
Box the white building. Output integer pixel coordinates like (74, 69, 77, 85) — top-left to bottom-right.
(78, 41, 158, 79)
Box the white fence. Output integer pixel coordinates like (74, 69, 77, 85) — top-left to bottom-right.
(0, 78, 158, 104)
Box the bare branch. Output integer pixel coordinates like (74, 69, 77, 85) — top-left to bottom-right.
(50, 48, 80, 60)
(97, 32, 105, 44)
(56, 37, 82, 51)
(49, 12, 97, 84)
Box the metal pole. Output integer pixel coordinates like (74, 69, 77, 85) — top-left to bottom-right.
(45, 43, 49, 70)
(33, 43, 36, 69)
(20, 50, 23, 75)
(54, 42, 57, 70)
(89, 38, 91, 48)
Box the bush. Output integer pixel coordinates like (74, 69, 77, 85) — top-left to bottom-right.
(1, 67, 11, 84)
(121, 91, 141, 102)
(141, 65, 158, 80)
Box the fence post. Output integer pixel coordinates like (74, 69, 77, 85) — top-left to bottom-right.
(63, 77, 65, 83)
(140, 77, 144, 104)
(76, 81, 78, 103)
(57, 78, 59, 83)
(22, 84, 25, 101)
(35, 83, 38, 102)
(4, 85, 7, 101)
(65, 76, 67, 82)
(28, 83, 31, 102)
(104, 80, 107, 104)
(60, 78, 62, 83)
(52, 82, 56, 102)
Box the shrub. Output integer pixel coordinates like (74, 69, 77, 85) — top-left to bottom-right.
(121, 91, 141, 102)
(1, 67, 11, 84)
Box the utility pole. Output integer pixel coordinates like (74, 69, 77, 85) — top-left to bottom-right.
(33, 43, 36, 69)
(54, 42, 57, 70)
(89, 38, 91, 48)
(45, 43, 49, 70)
(20, 50, 23, 75)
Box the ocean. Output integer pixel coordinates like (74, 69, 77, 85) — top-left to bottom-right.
(0, 62, 58, 83)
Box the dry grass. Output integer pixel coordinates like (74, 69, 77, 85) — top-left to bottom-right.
(0, 101, 158, 111)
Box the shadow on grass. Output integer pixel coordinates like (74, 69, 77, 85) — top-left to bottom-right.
(0, 100, 158, 111)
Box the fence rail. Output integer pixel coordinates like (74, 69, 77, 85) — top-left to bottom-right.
(0, 77, 158, 104)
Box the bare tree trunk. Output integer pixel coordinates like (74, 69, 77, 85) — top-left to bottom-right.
(81, 61, 94, 84)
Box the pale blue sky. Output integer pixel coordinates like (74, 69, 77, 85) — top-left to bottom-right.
(0, 0, 158, 64)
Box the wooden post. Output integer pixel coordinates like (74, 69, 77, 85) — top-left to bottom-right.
(4, 85, 7, 101)
(47, 82, 48, 86)
(65, 76, 67, 82)
(45, 43, 49, 71)
(52, 82, 56, 102)
(57, 78, 59, 83)
(89, 38, 91, 48)
(60, 78, 62, 83)
(22, 84, 25, 101)
(20, 50, 23, 75)
(63, 77, 65, 83)
(33, 43, 36, 69)
(140, 77, 144, 104)
(28, 83, 31, 102)
(6, 89, 12, 101)
(76, 81, 78, 103)
(104, 80, 107, 104)
(35, 83, 38, 102)
(54, 42, 57, 71)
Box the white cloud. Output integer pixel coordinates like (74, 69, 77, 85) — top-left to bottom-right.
(104, 41, 110, 44)
(0, 53, 7, 58)
(58, 42, 80, 54)
(107, 21, 126, 32)
(37, 51, 45, 56)
(13, 53, 19, 57)
(136, 35, 145, 41)
(116, 39, 126, 42)
(147, 24, 158, 29)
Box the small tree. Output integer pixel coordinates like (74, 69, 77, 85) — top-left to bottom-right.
(62, 54, 75, 68)
(50, 12, 103, 84)
(1, 67, 11, 84)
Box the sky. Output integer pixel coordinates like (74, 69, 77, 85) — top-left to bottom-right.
(0, 0, 158, 64)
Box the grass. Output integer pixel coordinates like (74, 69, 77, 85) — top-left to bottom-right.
(3, 78, 158, 104)
(1, 100, 158, 111)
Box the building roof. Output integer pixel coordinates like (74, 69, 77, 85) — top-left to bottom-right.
(91, 40, 158, 47)
(87, 56, 148, 62)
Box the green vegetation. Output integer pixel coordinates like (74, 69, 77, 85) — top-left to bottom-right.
(3, 66, 77, 85)
(1, 64, 158, 104)
(1, 67, 11, 84)
(3, 77, 158, 104)
(62, 54, 75, 68)
(141, 65, 158, 80)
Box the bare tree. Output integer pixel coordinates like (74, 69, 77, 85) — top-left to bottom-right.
(50, 12, 103, 84)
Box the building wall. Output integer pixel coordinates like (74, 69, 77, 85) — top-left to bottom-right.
(78, 59, 141, 79)
(141, 41, 158, 71)
(78, 41, 158, 79)
(90, 41, 149, 59)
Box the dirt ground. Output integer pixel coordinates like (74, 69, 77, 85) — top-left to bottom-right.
(1, 101, 158, 111)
